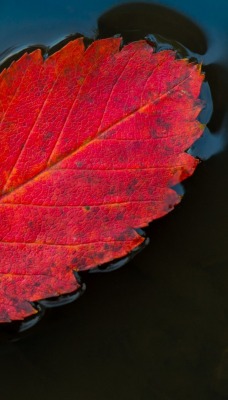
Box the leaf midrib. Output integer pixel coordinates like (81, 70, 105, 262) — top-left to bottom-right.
(0, 71, 194, 203)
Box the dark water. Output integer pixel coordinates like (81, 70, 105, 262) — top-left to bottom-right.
(0, 1, 228, 399)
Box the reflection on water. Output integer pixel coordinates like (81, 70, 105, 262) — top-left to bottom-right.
(0, 1, 228, 400)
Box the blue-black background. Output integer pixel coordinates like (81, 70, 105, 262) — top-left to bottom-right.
(0, 1, 228, 399)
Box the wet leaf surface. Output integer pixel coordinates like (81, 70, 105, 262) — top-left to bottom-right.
(0, 37, 204, 321)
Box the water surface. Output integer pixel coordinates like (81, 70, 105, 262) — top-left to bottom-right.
(0, 1, 228, 399)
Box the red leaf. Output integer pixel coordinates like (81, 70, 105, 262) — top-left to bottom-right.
(0, 38, 204, 322)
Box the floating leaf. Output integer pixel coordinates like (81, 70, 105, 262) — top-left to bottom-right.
(0, 38, 204, 321)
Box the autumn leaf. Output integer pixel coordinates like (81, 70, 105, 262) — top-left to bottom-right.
(0, 37, 204, 322)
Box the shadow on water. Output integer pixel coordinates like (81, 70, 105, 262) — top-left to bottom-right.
(0, 2, 228, 400)
(204, 63, 228, 133)
(97, 2, 208, 54)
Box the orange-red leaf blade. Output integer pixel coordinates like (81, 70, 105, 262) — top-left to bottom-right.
(0, 38, 204, 321)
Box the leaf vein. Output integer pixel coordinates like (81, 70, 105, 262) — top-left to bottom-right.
(0, 71, 194, 202)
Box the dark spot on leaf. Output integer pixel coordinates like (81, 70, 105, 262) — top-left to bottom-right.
(44, 132, 54, 140)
